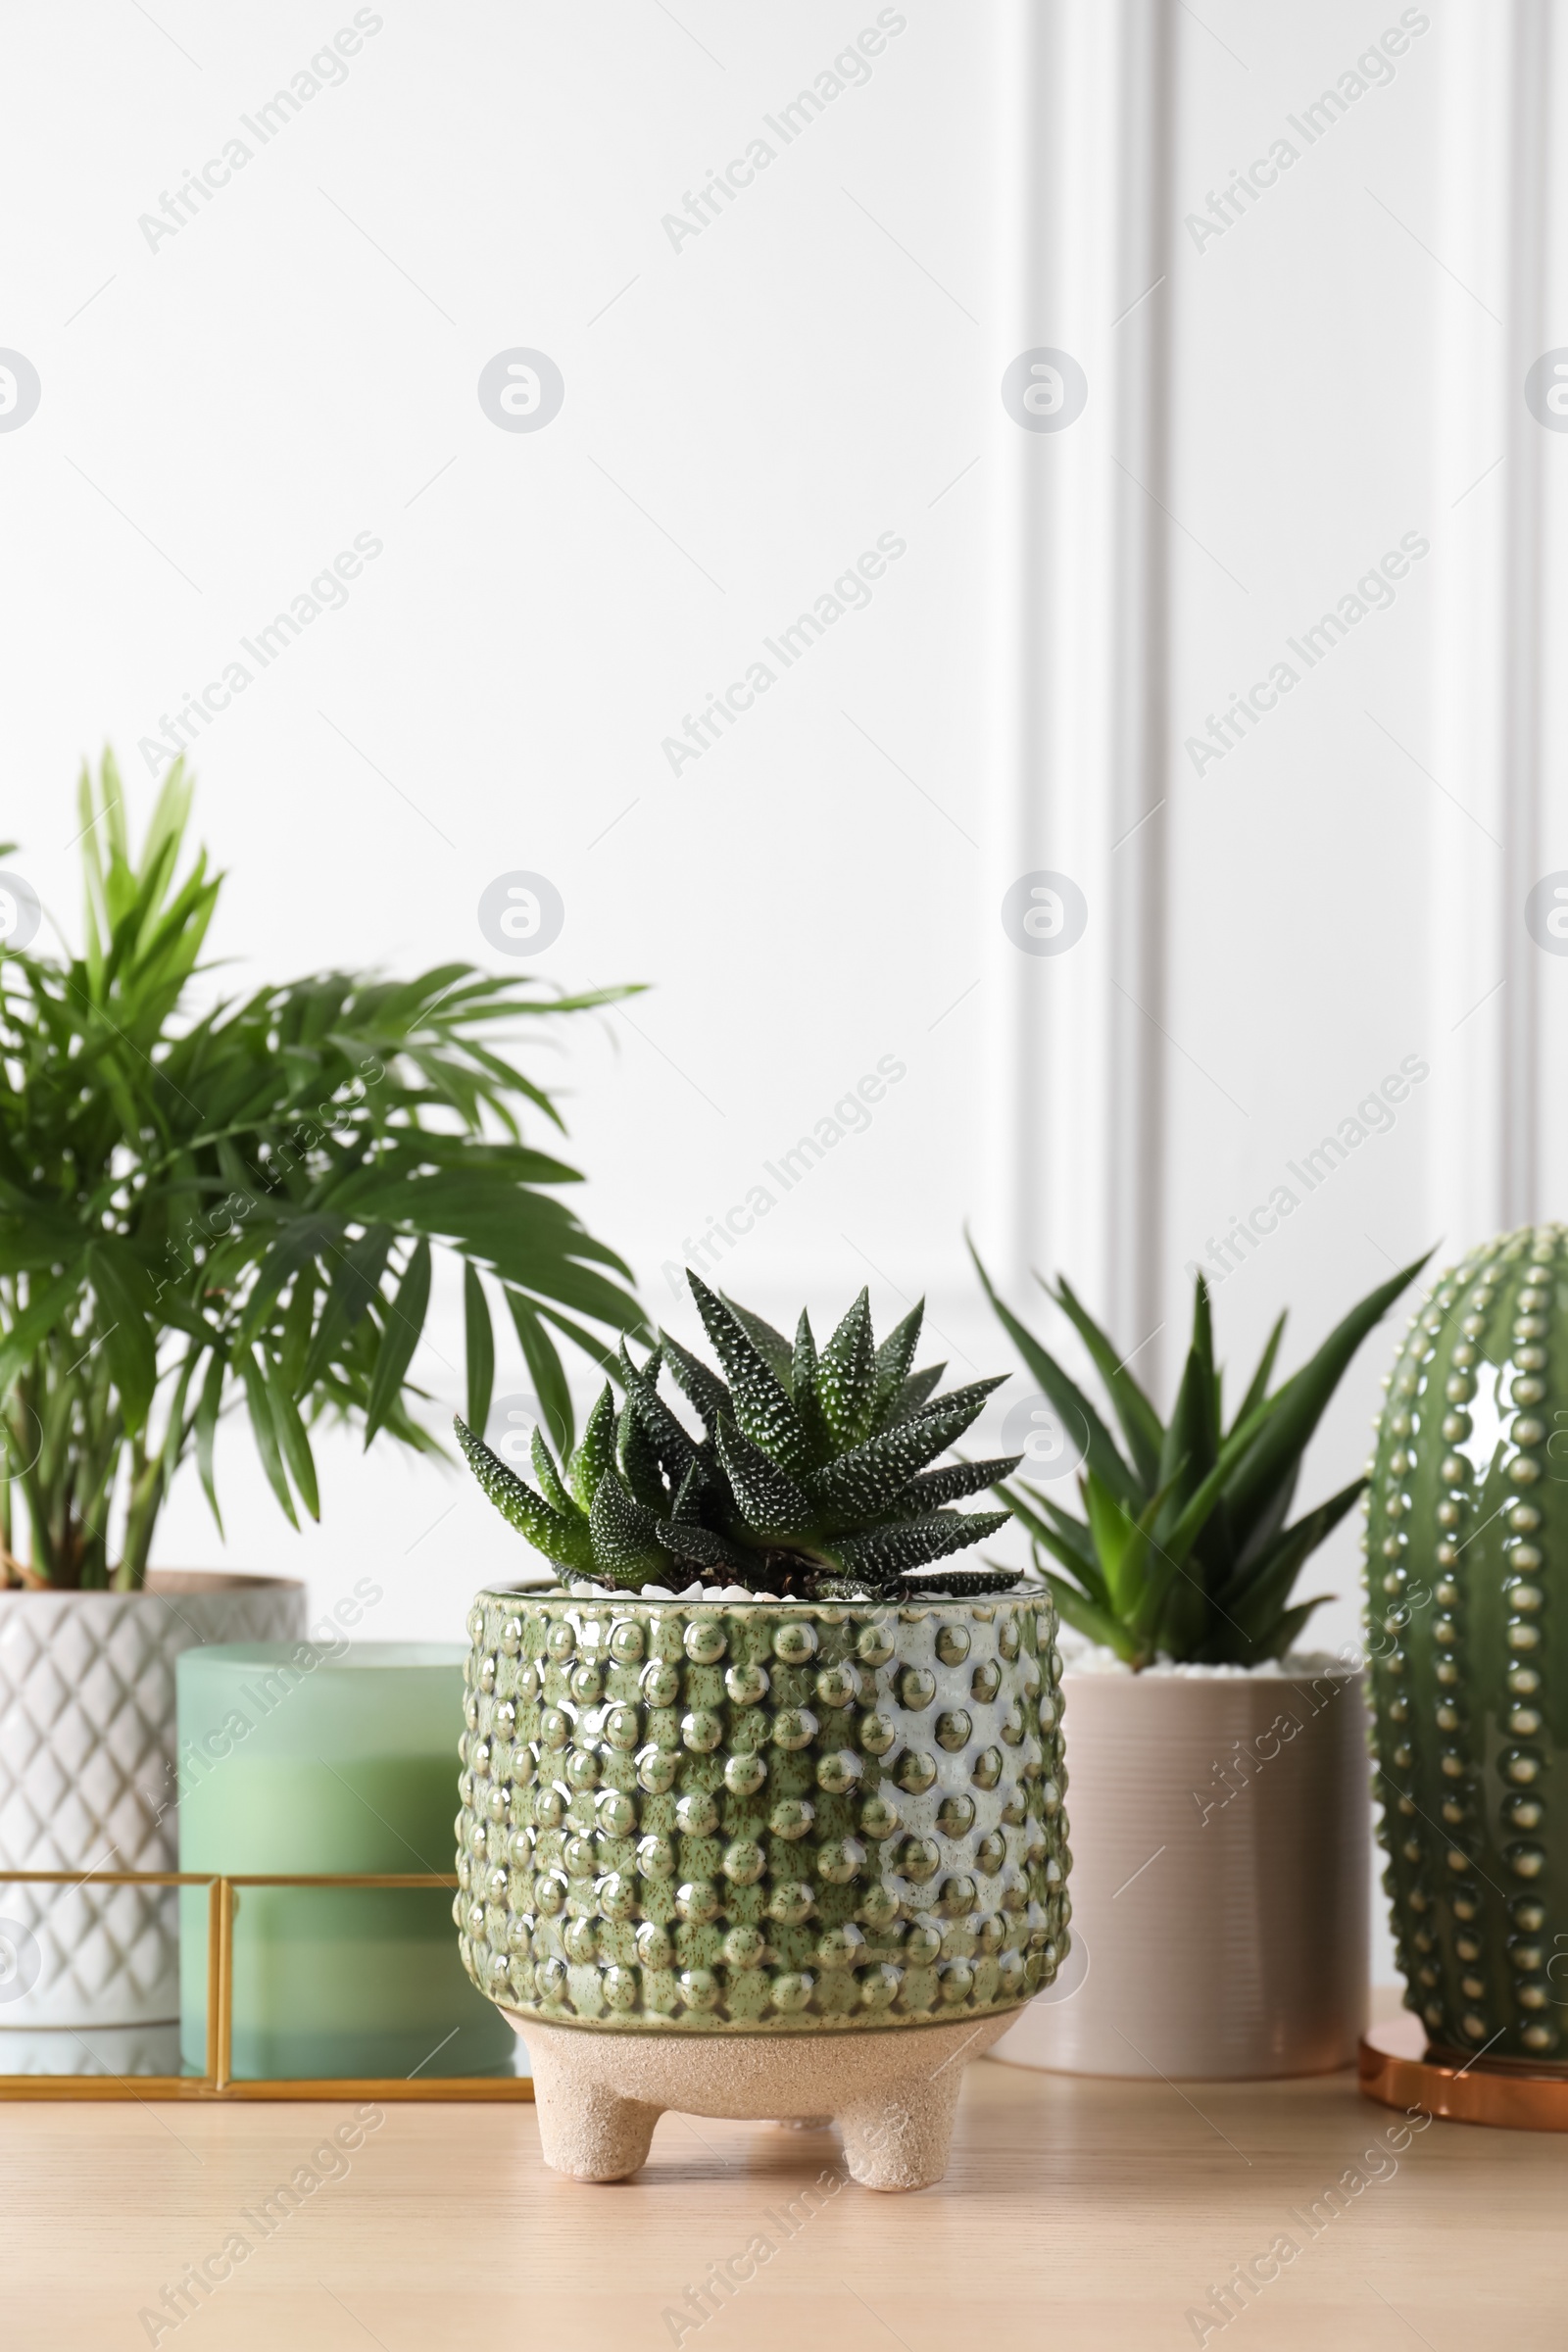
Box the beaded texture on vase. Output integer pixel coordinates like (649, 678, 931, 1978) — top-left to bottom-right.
(453, 1589, 1070, 2033)
(1367, 1223, 1562, 2060)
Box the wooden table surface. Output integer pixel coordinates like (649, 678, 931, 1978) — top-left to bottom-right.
(5, 2044, 1566, 2351)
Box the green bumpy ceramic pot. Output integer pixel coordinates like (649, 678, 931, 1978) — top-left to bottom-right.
(454, 1587, 1071, 2033)
(1368, 1223, 1568, 2060)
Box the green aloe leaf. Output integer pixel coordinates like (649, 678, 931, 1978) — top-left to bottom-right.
(1031, 1566, 1142, 1663)
(1231, 1309, 1287, 1436)
(1049, 1273, 1162, 1489)
(1217, 1474, 1366, 1636)
(969, 1240, 1141, 1509)
(1215, 1253, 1430, 1545)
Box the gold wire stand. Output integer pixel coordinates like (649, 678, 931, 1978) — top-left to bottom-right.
(0, 1870, 534, 2102)
(1360, 2011, 1568, 2132)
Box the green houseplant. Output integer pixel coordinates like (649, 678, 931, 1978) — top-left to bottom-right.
(0, 753, 644, 2056)
(972, 1245, 1423, 2082)
(1367, 1224, 1568, 2065)
(973, 1250, 1426, 1667)
(0, 756, 644, 1589)
(451, 1275, 1068, 2188)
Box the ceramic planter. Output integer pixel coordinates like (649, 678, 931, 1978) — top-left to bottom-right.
(992, 1661, 1367, 2079)
(0, 1571, 304, 2054)
(1368, 1226, 1568, 2060)
(455, 1585, 1070, 2187)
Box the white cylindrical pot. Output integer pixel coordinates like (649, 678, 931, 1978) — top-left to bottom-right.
(0, 1572, 304, 2041)
(992, 1661, 1369, 2079)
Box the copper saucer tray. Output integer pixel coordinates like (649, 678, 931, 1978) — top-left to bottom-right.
(0, 1870, 533, 2102)
(1360, 2010, 1568, 2131)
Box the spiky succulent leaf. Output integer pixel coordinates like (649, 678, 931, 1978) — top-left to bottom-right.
(899, 1454, 1023, 1510)
(869, 1299, 924, 1429)
(831, 1508, 1010, 1580)
(883, 1363, 947, 1425)
(666, 1459, 704, 1524)
(713, 1413, 815, 1538)
(566, 1383, 617, 1511)
(466, 1271, 1022, 1601)
(620, 1340, 703, 1486)
(720, 1294, 796, 1390)
(816, 1287, 877, 1447)
(657, 1516, 749, 1573)
(688, 1271, 813, 1475)
(616, 1396, 668, 1511)
(791, 1308, 832, 1460)
(806, 1402, 990, 1524)
(588, 1468, 667, 1579)
(455, 1414, 594, 1571)
(901, 1563, 1024, 1597)
(660, 1329, 732, 1430)
(530, 1425, 576, 1519)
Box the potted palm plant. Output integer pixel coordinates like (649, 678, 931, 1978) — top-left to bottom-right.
(0, 754, 644, 2058)
(452, 1273, 1070, 2188)
(971, 1246, 1424, 2080)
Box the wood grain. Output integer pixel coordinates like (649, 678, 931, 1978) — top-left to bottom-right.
(4, 2042, 1566, 2350)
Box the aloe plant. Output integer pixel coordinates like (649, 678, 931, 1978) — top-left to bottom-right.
(0, 753, 646, 1590)
(457, 1273, 1022, 1599)
(971, 1244, 1428, 1667)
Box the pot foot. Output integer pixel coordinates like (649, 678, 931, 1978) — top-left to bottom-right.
(838, 2063, 964, 2191)
(530, 2047, 662, 2182)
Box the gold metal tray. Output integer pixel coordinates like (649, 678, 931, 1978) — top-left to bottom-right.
(0, 1870, 533, 2101)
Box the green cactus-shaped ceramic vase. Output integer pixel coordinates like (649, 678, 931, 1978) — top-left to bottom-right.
(454, 1587, 1069, 2036)
(1368, 1224, 1568, 2059)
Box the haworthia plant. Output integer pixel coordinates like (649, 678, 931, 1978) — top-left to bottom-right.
(457, 1272, 1023, 1600)
(971, 1240, 1429, 1667)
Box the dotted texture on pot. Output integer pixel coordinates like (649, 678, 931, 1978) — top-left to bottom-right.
(454, 1592, 1070, 2033)
(1368, 1223, 1568, 2062)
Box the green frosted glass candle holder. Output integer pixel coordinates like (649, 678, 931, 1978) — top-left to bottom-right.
(177, 1642, 515, 2081)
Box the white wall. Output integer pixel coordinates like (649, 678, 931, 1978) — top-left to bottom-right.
(5, 2, 1565, 1973)
(3, 0, 1007, 1627)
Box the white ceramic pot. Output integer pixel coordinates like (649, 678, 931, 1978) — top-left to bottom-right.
(991, 1660, 1368, 2080)
(0, 1571, 304, 2045)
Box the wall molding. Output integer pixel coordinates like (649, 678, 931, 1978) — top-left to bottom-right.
(1430, 0, 1557, 1253)
(986, 0, 1174, 1375)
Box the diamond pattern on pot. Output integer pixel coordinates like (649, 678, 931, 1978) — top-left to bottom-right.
(0, 1583, 304, 2035)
